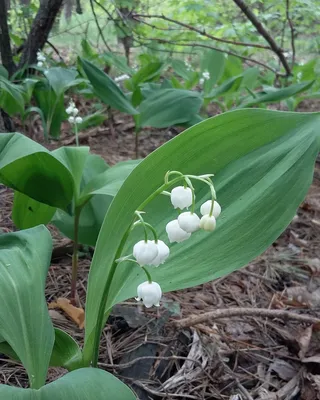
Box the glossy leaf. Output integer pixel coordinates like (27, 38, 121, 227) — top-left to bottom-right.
(206, 75, 243, 99)
(139, 88, 203, 128)
(0, 227, 54, 388)
(83, 110, 320, 364)
(201, 49, 225, 86)
(0, 133, 73, 208)
(0, 368, 136, 399)
(0, 76, 24, 115)
(79, 58, 137, 115)
(44, 67, 80, 97)
(12, 191, 56, 229)
(130, 61, 163, 88)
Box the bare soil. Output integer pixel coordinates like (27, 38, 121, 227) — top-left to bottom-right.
(1, 101, 320, 399)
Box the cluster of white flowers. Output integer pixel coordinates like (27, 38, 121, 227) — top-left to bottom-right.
(66, 101, 83, 125)
(185, 61, 193, 71)
(199, 70, 210, 85)
(114, 74, 130, 83)
(132, 173, 221, 309)
(36, 50, 46, 68)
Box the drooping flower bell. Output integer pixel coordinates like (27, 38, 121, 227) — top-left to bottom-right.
(170, 186, 193, 209)
(177, 212, 200, 233)
(133, 240, 158, 266)
(149, 240, 170, 266)
(166, 220, 191, 243)
(200, 200, 221, 218)
(200, 214, 216, 232)
(136, 281, 162, 308)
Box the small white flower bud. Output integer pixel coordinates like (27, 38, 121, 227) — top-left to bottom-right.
(72, 108, 79, 116)
(200, 200, 221, 218)
(178, 212, 200, 233)
(136, 281, 162, 308)
(66, 106, 73, 115)
(202, 71, 210, 80)
(150, 240, 170, 267)
(166, 220, 191, 243)
(37, 61, 43, 68)
(199, 78, 204, 85)
(133, 240, 158, 266)
(75, 116, 83, 124)
(170, 186, 193, 209)
(68, 116, 75, 124)
(200, 214, 216, 232)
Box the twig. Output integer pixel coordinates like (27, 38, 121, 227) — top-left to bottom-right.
(89, 0, 112, 52)
(232, 0, 292, 76)
(133, 380, 199, 399)
(286, 0, 296, 68)
(174, 307, 320, 328)
(141, 37, 286, 76)
(0, 0, 17, 75)
(46, 40, 64, 62)
(133, 13, 271, 50)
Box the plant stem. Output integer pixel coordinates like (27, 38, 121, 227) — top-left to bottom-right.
(70, 206, 81, 306)
(135, 131, 139, 159)
(141, 266, 152, 283)
(74, 122, 79, 147)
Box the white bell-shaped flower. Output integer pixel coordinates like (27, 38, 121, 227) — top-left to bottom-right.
(68, 116, 75, 124)
(133, 240, 158, 266)
(66, 106, 73, 115)
(170, 186, 193, 209)
(178, 211, 200, 233)
(37, 61, 43, 68)
(166, 219, 191, 243)
(136, 281, 162, 308)
(200, 200, 221, 218)
(149, 240, 170, 267)
(200, 214, 216, 232)
(75, 116, 83, 124)
(202, 71, 210, 80)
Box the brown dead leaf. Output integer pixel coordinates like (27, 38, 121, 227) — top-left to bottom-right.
(48, 298, 85, 329)
(286, 286, 320, 308)
(301, 373, 320, 400)
(290, 230, 309, 248)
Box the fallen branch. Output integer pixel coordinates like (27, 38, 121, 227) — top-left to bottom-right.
(174, 308, 320, 328)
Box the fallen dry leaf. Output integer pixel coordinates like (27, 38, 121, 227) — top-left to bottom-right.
(269, 359, 298, 381)
(48, 298, 85, 329)
(298, 326, 313, 359)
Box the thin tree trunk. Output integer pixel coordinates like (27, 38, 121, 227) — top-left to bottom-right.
(18, 0, 63, 69)
(0, 0, 16, 75)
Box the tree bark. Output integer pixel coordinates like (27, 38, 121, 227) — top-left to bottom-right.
(0, 0, 16, 76)
(18, 0, 63, 69)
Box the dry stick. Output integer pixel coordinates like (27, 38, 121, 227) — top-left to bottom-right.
(142, 37, 285, 76)
(286, 0, 296, 68)
(175, 308, 320, 329)
(46, 40, 64, 63)
(132, 13, 271, 50)
(89, 0, 112, 52)
(232, 0, 292, 76)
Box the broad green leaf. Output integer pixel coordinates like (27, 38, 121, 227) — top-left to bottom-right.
(102, 52, 133, 75)
(0, 227, 54, 388)
(0, 65, 9, 79)
(130, 61, 163, 88)
(220, 55, 243, 81)
(139, 88, 203, 128)
(206, 75, 243, 99)
(0, 76, 24, 115)
(83, 110, 320, 364)
(12, 191, 56, 229)
(171, 59, 193, 81)
(201, 49, 225, 86)
(44, 67, 79, 97)
(241, 67, 260, 90)
(0, 328, 82, 371)
(241, 80, 315, 107)
(0, 133, 73, 208)
(79, 58, 137, 115)
(0, 368, 136, 399)
(52, 154, 111, 245)
(76, 112, 107, 131)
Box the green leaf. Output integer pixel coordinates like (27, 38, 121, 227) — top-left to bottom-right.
(12, 191, 56, 229)
(102, 52, 132, 75)
(83, 109, 320, 364)
(44, 67, 80, 97)
(0, 65, 9, 79)
(201, 49, 225, 86)
(241, 67, 260, 90)
(0, 76, 24, 115)
(171, 59, 193, 81)
(0, 133, 74, 208)
(139, 89, 203, 128)
(0, 328, 82, 371)
(0, 368, 136, 399)
(76, 112, 107, 131)
(130, 61, 163, 88)
(241, 80, 315, 107)
(79, 58, 137, 115)
(0, 226, 54, 388)
(23, 106, 48, 140)
(206, 75, 243, 99)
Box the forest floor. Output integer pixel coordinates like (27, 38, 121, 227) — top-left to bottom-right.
(1, 101, 320, 399)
